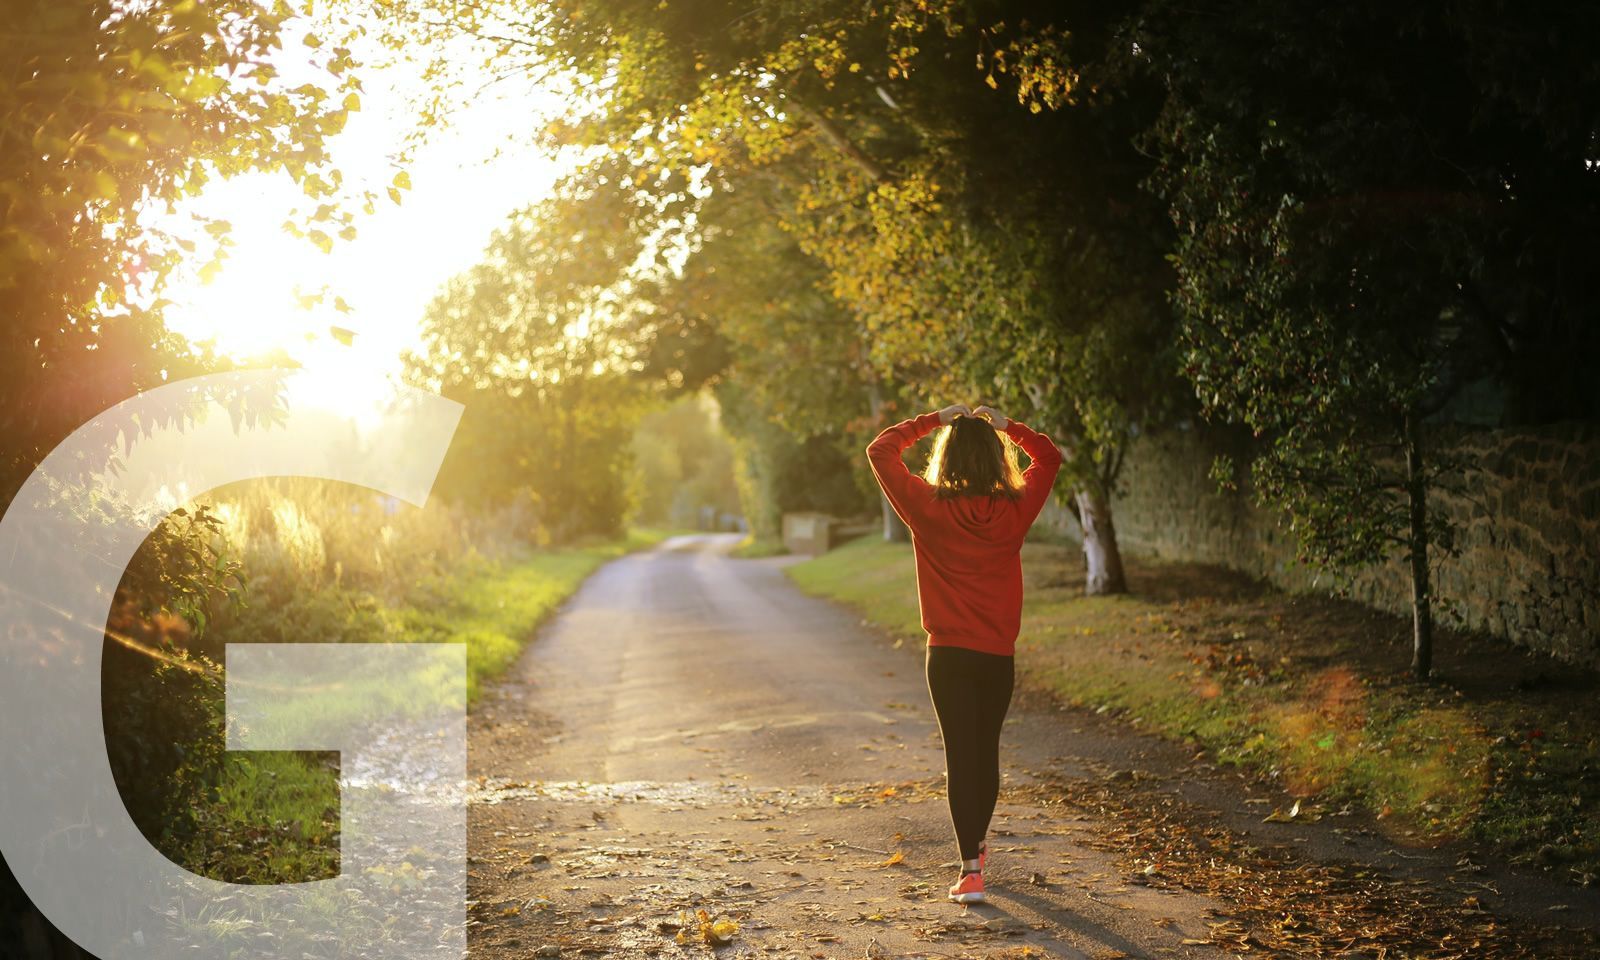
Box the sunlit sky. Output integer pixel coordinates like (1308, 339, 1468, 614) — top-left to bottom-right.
(150, 17, 571, 410)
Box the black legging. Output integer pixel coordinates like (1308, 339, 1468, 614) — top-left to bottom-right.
(925, 645, 1015, 862)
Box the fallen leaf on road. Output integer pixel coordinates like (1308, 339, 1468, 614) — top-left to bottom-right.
(878, 851, 905, 868)
(707, 918, 738, 945)
(675, 908, 738, 947)
(1263, 798, 1320, 822)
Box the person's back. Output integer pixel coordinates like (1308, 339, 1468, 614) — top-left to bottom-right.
(865, 404, 1063, 657)
(865, 402, 1062, 905)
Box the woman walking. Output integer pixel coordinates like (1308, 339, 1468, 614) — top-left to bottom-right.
(866, 402, 1062, 904)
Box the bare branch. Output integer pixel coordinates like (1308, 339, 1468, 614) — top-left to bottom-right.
(785, 99, 889, 184)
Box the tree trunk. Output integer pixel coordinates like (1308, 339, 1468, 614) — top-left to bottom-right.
(1404, 410, 1433, 679)
(1074, 486, 1127, 595)
(867, 378, 910, 543)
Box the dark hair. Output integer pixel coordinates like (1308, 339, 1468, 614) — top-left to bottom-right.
(922, 414, 1025, 500)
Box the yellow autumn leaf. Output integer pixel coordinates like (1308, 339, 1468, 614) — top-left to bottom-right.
(708, 918, 738, 945)
(90, 170, 119, 201)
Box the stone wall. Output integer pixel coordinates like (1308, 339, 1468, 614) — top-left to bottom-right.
(1040, 421, 1600, 667)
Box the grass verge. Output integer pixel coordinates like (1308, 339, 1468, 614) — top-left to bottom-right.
(788, 536, 1600, 887)
(175, 528, 677, 884)
(729, 533, 788, 558)
(396, 526, 680, 701)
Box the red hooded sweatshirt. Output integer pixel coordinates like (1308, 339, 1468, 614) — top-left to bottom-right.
(866, 412, 1063, 657)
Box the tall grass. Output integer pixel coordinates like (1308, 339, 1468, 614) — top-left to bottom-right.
(108, 479, 661, 884)
(207, 477, 530, 602)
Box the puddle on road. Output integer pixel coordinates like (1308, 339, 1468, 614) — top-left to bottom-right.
(470, 777, 830, 807)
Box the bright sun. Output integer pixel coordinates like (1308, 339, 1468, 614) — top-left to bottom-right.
(149, 23, 572, 420)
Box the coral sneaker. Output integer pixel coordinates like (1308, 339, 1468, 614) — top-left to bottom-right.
(948, 871, 986, 904)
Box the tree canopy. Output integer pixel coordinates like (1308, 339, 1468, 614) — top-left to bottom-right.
(1129, 0, 1600, 675)
(377, 0, 1196, 589)
(404, 197, 653, 542)
(0, 0, 377, 504)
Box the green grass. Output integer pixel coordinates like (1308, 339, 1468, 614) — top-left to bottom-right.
(179, 528, 676, 884)
(788, 536, 1600, 884)
(729, 533, 788, 558)
(786, 536, 919, 627)
(179, 751, 342, 885)
(395, 527, 679, 701)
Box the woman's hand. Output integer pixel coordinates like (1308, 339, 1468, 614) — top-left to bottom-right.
(937, 403, 973, 425)
(973, 405, 1009, 430)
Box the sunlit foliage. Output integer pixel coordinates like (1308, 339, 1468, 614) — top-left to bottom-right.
(404, 198, 651, 543)
(629, 393, 741, 530)
(373, 0, 1184, 589)
(1, 0, 371, 504)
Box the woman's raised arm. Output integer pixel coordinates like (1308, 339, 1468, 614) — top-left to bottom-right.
(1001, 419, 1063, 527)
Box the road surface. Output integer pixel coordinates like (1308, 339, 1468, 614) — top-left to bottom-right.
(463, 534, 1599, 959)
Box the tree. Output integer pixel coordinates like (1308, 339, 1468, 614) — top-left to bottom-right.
(404, 195, 652, 543)
(629, 393, 741, 530)
(2, 0, 377, 947)
(771, 8, 1181, 587)
(375, 0, 1186, 591)
(716, 379, 878, 541)
(655, 182, 888, 539)
(1, 0, 369, 507)
(1133, 0, 1600, 677)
